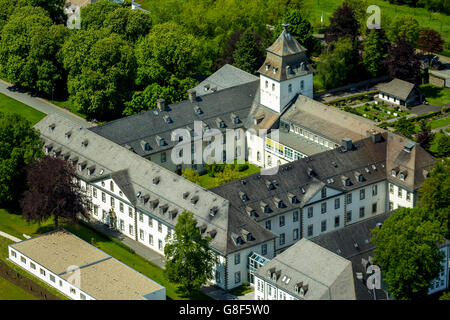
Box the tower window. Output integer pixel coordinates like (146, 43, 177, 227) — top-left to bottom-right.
(272, 83, 275, 91)
(265, 80, 268, 88)
(288, 84, 292, 93)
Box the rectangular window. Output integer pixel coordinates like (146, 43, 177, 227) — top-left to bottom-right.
(307, 225, 313, 237)
(167, 229, 171, 238)
(389, 202, 394, 211)
(265, 220, 271, 230)
(110, 197, 114, 208)
(359, 207, 365, 218)
(70, 288, 76, 295)
(280, 233, 285, 245)
(262, 244, 267, 256)
(293, 210, 299, 222)
(360, 189, 365, 200)
(406, 192, 411, 201)
(234, 253, 240, 265)
(346, 211, 352, 222)
(102, 192, 106, 203)
(129, 207, 133, 218)
(119, 219, 124, 231)
(139, 213, 143, 222)
(30, 262, 36, 270)
(158, 222, 162, 233)
(372, 203, 377, 214)
(80, 293, 86, 300)
(158, 239, 163, 250)
(129, 224, 134, 236)
(389, 183, 394, 194)
(235, 271, 241, 284)
(293, 228, 299, 240)
(139, 229, 144, 240)
(335, 198, 340, 209)
(347, 193, 352, 204)
(372, 185, 378, 196)
(279, 216, 285, 227)
(93, 205, 98, 216)
(307, 207, 313, 218)
(93, 188, 97, 198)
(149, 234, 153, 245)
(321, 202, 327, 214)
(40, 268, 46, 276)
(148, 217, 153, 228)
(334, 216, 340, 227)
(50, 275, 55, 283)
(119, 202, 123, 213)
(321, 187, 326, 198)
(21, 256, 26, 264)
(59, 280, 63, 287)
(321, 220, 327, 232)
(398, 188, 402, 198)
(11, 250, 16, 258)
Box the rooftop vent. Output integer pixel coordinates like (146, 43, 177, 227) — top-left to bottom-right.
(48, 123, 56, 131)
(341, 138, 352, 152)
(356, 272, 363, 281)
(404, 140, 415, 153)
(153, 176, 160, 185)
(183, 191, 190, 199)
(65, 131, 71, 140)
(367, 129, 382, 144)
(376, 222, 383, 228)
(210, 206, 218, 217)
(300, 187, 306, 194)
(188, 89, 197, 102)
(157, 98, 165, 111)
(81, 140, 88, 148)
(191, 195, 199, 205)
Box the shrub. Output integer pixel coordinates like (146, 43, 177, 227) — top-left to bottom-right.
(236, 163, 249, 172)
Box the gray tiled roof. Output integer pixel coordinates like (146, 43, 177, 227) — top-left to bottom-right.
(35, 114, 274, 255)
(192, 64, 259, 96)
(255, 238, 356, 299)
(311, 212, 391, 300)
(88, 81, 259, 157)
(376, 78, 419, 101)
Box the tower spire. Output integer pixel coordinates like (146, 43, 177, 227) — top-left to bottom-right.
(282, 23, 290, 33)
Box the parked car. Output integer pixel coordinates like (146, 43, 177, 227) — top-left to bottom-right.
(324, 93, 332, 97)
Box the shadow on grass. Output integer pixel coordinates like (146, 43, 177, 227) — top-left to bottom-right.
(421, 85, 443, 99)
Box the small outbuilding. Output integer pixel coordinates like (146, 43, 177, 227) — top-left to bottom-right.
(376, 78, 424, 107)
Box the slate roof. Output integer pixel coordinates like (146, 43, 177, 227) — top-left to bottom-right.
(377, 78, 420, 101)
(192, 64, 259, 96)
(88, 81, 259, 157)
(266, 26, 307, 57)
(35, 114, 274, 255)
(212, 133, 389, 222)
(255, 238, 356, 300)
(311, 212, 391, 300)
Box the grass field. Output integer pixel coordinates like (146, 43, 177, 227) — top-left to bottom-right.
(198, 163, 261, 189)
(0, 209, 210, 300)
(420, 84, 450, 106)
(0, 276, 38, 300)
(0, 92, 46, 125)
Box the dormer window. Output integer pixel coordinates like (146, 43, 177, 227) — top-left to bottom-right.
(399, 171, 407, 181)
(183, 191, 190, 199)
(163, 115, 172, 124)
(140, 140, 151, 151)
(265, 180, 275, 191)
(210, 206, 218, 216)
(191, 195, 199, 205)
(288, 84, 292, 93)
(239, 192, 248, 202)
(274, 197, 284, 208)
(48, 124, 55, 131)
(391, 168, 398, 177)
(65, 131, 71, 140)
(153, 176, 160, 185)
(194, 105, 202, 115)
(273, 67, 278, 74)
(260, 201, 271, 213)
(231, 113, 239, 124)
(246, 206, 257, 217)
(265, 63, 270, 71)
(156, 136, 165, 146)
(288, 193, 298, 204)
(81, 140, 88, 148)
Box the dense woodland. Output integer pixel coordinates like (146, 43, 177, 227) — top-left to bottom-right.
(0, 0, 446, 121)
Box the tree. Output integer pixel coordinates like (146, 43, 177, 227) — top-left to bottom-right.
(80, 0, 121, 30)
(434, 131, 450, 158)
(135, 21, 205, 86)
(393, 117, 415, 138)
(182, 168, 200, 184)
(17, 0, 66, 24)
(0, 0, 15, 32)
(316, 37, 357, 89)
(164, 211, 216, 296)
(215, 29, 243, 69)
(371, 207, 445, 300)
(384, 38, 421, 84)
(232, 30, 265, 75)
(215, 166, 241, 185)
(417, 28, 444, 54)
(440, 292, 450, 300)
(21, 156, 90, 229)
(0, 6, 69, 95)
(416, 119, 434, 150)
(103, 7, 153, 43)
(0, 112, 43, 206)
(67, 33, 137, 120)
(325, 2, 360, 44)
(362, 29, 388, 77)
(386, 15, 420, 45)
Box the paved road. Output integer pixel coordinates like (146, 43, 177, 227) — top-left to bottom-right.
(0, 79, 89, 128)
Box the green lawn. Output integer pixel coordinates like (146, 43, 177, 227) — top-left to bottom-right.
(0, 209, 210, 300)
(429, 116, 450, 130)
(0, 276, 38, 300)
(420, 84, 450, 106)
(0, 92, 46, 125)
(198, 163, 261, 189)
(229, 283, 253, 296)
(50, 99, 87, 120)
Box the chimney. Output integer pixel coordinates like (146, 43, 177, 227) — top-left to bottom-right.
(341, 138, 352, 152)
(367, 129, 382, 144)
(157, 99, 165, 111)
(188, 89, 197, 102)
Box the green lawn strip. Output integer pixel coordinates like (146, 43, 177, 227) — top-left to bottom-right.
(0, 276, 38, 300)
(0, 237, 69, 300)
(0, 209, 210, 300)
(198, 163, 261, 189)
(0, 92, 46, 125)
(429, 116, 450, 130)
(50, 99, 87, 120)
(420, 84, 450, 106)
(229, 283, 253, 296)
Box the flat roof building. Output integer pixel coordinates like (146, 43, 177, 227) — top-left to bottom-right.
(9, 229, 166, 300)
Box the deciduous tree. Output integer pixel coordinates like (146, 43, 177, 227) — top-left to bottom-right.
(103, 7, 153, 43)
(433, 132, 450, 158)
(393, 117, 416, 138)
(386, 15, 420, 45)
(18, 0, 66, 24)
(417, 28, 444, 54)
(0, 112, 43, 206)
(371, 207, 445, 300)
(80, 0, 121, 30)
(362, 29, 388, 77)
(21, 156, 90, 229)
(164, 211, 216, 296)
(325, 2, 360, 43)
(232, 30, 265, 75)
(384, 38, 421, 84)
(416, 119, 434, 150)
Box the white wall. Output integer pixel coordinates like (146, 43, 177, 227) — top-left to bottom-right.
(428, 246, 449, 295)
(254, 275, 298, 300)
(387, 182, 414, 210)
